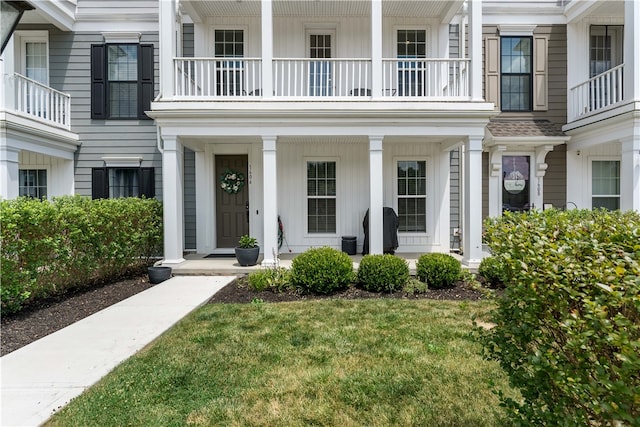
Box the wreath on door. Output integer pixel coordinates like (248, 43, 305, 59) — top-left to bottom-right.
(220, 169, 245, 194)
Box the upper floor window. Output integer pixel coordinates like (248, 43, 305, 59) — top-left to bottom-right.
(307, 160, 336, 234)
(501, 36, 532, 111)
(19, 169, 47, 199)
(590, 25, 624, 77)
(91, 43, 154, 120)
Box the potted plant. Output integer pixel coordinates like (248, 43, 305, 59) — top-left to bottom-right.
(235, 235, 260, 266)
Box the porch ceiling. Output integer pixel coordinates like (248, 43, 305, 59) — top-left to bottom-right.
(182, 0, 461, 20)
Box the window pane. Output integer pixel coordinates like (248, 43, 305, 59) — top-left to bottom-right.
(397, 160, 426, 232)
(593, 197, 620, 210)
(108, 168, 139, 198)
(307, 161, 336, 233)
(108, 45, 137, 81)
(109, 82, 138, 118)
(19, 169, 47, 199)
(592, 160, 620, 196)
(501, 36, 532, 111)
(25, 42, 47, 84)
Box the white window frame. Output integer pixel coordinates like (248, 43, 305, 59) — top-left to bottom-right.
(499, 152, 535, 212)
(589, 156, 620, 210)
(18, 168, 48, 199)
(304, 157, 339, 237)
(394, 158, 428, 235)
(15, 31, 49, 85)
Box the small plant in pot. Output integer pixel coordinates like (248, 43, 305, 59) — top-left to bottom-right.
(235, 235, 260, 266)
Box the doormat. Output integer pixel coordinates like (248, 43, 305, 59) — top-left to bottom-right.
(204, 253, 236, 258)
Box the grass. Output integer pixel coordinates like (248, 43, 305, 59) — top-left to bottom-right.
(47, 299, 517, 427)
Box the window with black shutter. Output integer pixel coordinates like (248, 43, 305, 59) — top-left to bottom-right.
(92, 167, 154, 199)
(91, 44, 154, 120)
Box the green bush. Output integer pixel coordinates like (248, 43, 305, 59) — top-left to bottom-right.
(402, 278, 428, 295)
(478, 256, 509, 288)
(356, 254, 409, 292)
(247, 267, 292, 293)
(481, 209, 640, 425)
(1, 196, 162, 316)
(415, 253, 461, 289)
(290, 247, 353, 294)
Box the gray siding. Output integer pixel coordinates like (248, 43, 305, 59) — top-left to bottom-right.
(183, 148, 196, 250)
(46, 29, 162, 198)
(449, 25, 461, 251)
(543, 144, 567, 208)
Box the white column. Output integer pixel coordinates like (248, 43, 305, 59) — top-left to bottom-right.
(463, 136, 483, 267)
(261, 0, 273, 99)
(0, 145, 19, 199)
(162, 135, 185, 264)
(533, 145, 554, 210)
(159, 0, 176, 99)
(468, 0, 483, 101)
(620, 135, 640, 212)
(371, 0, 383, 98)
(488, 145, 506, 218)
(369, 136, 384, 254)
(262, 136, 278, 266)
(624, 0, 640, 101)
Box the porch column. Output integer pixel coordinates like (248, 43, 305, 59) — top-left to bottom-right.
(533, 145, 554, 210)
(159, 0, 176, 99)
(624, 0, 640, 101)
(463, 136, 483, 267)
(261, 0, 273, 99)
(262, 136, 278, 266)
(369, 136, 384, 254)
(468, 0, 483, 101)
(371, 0, 383, 98)
(620, 135, 640, 212)
(0, 145, 19, 199)
(488, 145, 506, 218)
(162, 135, 185, 264)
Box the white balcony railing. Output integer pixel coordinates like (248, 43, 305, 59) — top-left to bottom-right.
(13, 73, 71, 130)
(382, 58, 469, 98)
(175, 58, 262, 98)
(569, 64, 624, 121)
(173, 57, 470, 100)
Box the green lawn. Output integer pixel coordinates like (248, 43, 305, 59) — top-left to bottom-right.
(47, 299, 516, 427)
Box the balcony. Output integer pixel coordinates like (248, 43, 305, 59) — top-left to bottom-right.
(8, 73, 71, 130)
(173, 57, 470, 100)
(568, 64, 625, 122)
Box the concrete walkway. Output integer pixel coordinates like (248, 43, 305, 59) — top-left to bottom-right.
(1, 275, 234, 427)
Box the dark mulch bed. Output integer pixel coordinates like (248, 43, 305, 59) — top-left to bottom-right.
(1, 275, 488, 357)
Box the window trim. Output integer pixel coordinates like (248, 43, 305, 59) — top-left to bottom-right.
(589, 157, 620, 210)
(304, 157, 338, 237)
(394, 157, 428, 236)
(17, 31, 49, 85)
(500, 35, 533, 112)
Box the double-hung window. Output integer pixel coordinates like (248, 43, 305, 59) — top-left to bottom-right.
(91, 43, 154, 119)
(592, 160, 620, 210)
(500, 37, 532, 111)
(19, 169, 47, 199)
(91, 167, 154, 199)
(397, 160, 426, 232)
(397, 29, 426, 97)
(307, 161, 336, 234)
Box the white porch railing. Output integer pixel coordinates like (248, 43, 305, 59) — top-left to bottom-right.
(383, 58, 470, 98)
(13, 73, 71, 130)
(174, 58, 262, 98)
(273, 58, 371, 97)
(569, 64, 624, 121)
(173, 57, 470, 100)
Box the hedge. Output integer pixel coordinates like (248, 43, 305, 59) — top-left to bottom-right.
(1, 196, 162, 316)
(481, 209, 640, 425)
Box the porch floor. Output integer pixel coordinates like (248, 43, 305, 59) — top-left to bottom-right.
(164, 252, 466, 276)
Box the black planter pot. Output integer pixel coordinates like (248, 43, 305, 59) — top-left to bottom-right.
(148, 266, 172, 284)
(235, 246, 260, 266)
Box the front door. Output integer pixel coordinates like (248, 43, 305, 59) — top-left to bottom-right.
(216, 155, 249, 248)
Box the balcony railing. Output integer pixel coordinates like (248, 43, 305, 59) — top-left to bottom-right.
(13, 73, 71, 130)
(569, 64, 624, 121)
(173, 57, 470, 100)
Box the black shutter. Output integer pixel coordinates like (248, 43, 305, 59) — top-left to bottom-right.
(92, 168, 108, 199)
(138, 44, 154, 120)
(140, 167, 155, 198)
(91, 45, 106, 119)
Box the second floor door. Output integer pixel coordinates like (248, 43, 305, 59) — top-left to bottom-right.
(308, 32, 333, 96)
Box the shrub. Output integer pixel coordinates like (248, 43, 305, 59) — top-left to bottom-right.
(402, 278, 428, 295)
(290, 247, 353, 294)
(1, 196, 162, 316)
(478, 256, 509, 288)
(415, 253, 461, 289)
(247, 267, 292, 293)
(356, 254, 409, 292)
(481, 209, 640, 425)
